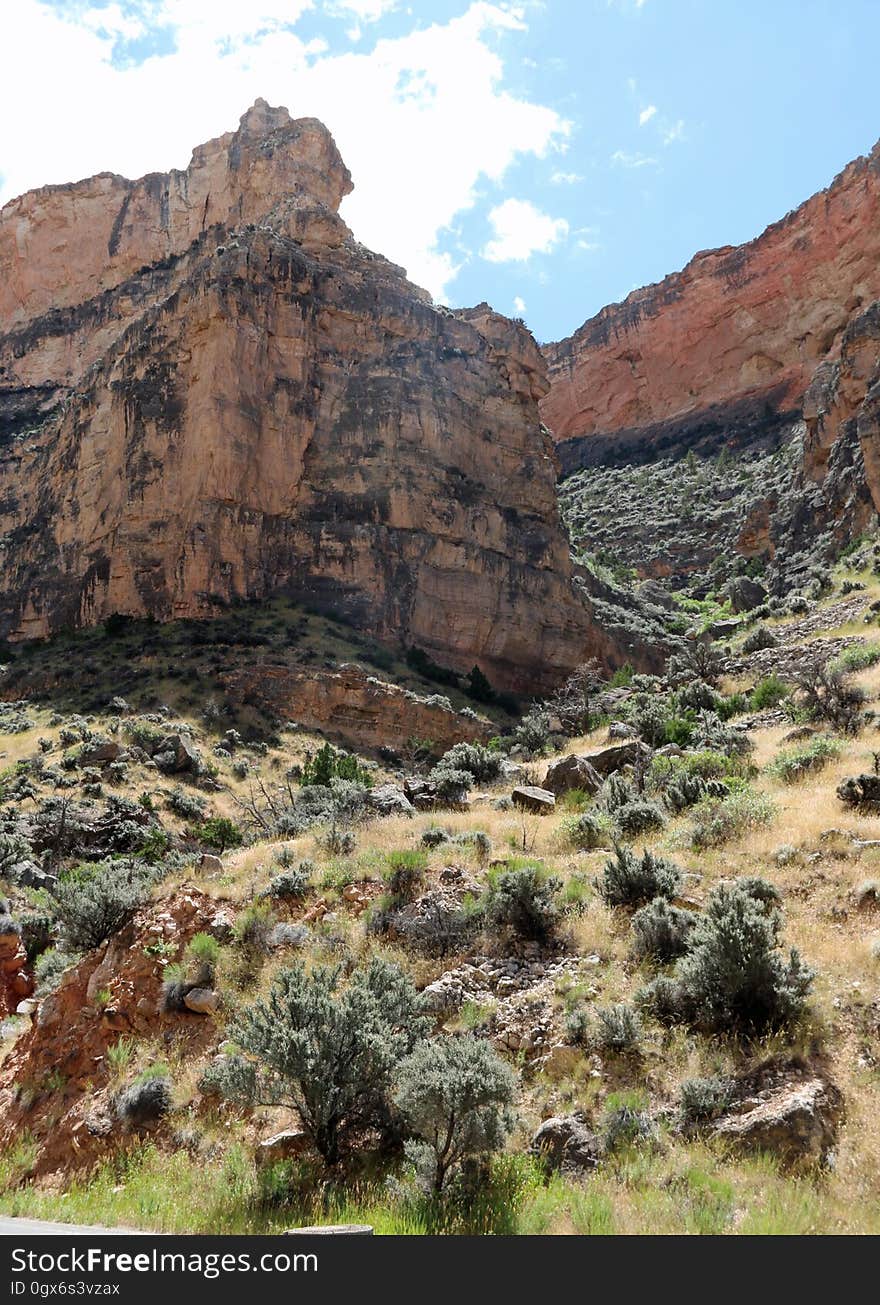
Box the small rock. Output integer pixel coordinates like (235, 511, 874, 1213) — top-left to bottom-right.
(255, 1129, 311, 1168)
(183, 987, 220, 1015)
(530, 1113, 601, 1174)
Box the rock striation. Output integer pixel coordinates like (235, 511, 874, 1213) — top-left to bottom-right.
(544, 140, 880, 471)
(0, 101, 601, 692)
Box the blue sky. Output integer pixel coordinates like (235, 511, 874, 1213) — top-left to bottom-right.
(3, 1, 879, 342)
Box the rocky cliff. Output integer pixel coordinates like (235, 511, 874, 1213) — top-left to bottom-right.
(544, 140, 880, 471)
(0, 101, 599, 693)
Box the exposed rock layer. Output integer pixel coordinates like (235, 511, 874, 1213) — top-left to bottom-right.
(0, 101, 599, 691)
(544, 140, 880, 465)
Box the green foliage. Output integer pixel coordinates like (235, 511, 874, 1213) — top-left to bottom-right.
(687, 788, 776, 849)
(54, 861, 153, 952)
(466, 665, 495, 704)
(767, 735, 840, 784)
(678, 1076, 734, 1128)
(384, 850, 428, 902)
(562, 810, 612, 851)
(394, 1036, 516, 1193)
(741, 625, 778, 654)
(34, 947, 77, 997)
(191, 816, 244, 854)
(631, 897, 697, 962)
(483, 862, 562, 944)
(266, 861, 312, 899)
(434, 742, 503, 783)
(644, 880, 814, 1037)
(594, 1003, 642, 1052)
(828, 643, 880, 674)
(613, 800, 667, 838)
(212, 958, 428, 1164)
(608, 663, 635, 688)
(301, 743, 373, 789)
(115, 1074, 172, 1126)
(750, 674, 790, 711)
(598, 845, 682, 908)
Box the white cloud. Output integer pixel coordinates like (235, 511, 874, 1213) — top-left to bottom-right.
(0, 1, 569, 303)
(513, 295, 526, 314)
(574, 225, 600, 252)
(482, 197, 569, 263)
(550, 169, 583, 185)
(611, 149, 658, 168)
(326, 0, 398, 22)
(663, 118, 686, 145)
(638, 104, 656, 126)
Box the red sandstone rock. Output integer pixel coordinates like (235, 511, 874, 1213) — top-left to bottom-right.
(0, 101, 605, 692)
(543, 141, 880, 452)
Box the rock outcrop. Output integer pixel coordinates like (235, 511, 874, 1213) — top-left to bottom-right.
(544, 140, 880, 471)
(0, 101, 601, 692)
(222, 661, 492, 754)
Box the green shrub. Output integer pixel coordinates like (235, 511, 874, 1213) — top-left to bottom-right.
(678, 1075, 734, 1128)
(385, 850, 429, 902)
(208, 958, 428, 1165)
(828, 643, 880, 674)
(613, 800, 666, 838)
(562, 1005, 592, 1047)
(191, 816, 243, 854)
(54, 861, 153, 952)
(265, 862, 312, 899)
(631, 897, 697, 962)
(594, 1003, 642, 1052)
(750, 674, 790, 711)
(483, 863, 561, 945)
(767, 735, 840, 784)
(435, 743, 503, 783)
(687, 788, 776, 849)
(301, 743, 373, 788)
(233, 901, 276, 960)
(34, 947, 77, 996)
(601, 1093, 658, 1153)
(646, 881, 814, 1037)
(562, 810, 612, 851)
(741, 626, 778, 654)
(393, 1036, 516, 1193)
(598, 845, 682, 908)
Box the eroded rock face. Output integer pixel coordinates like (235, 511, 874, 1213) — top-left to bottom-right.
(544, 140, 880, 467)
(0, 101, 600, 692)
(222, 662, 491, 754)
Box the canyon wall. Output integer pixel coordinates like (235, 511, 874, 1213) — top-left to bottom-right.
(543, 139, 880, 471)
(0, 101, 603, 692)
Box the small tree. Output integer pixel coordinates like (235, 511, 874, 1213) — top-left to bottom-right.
(466, 665, 495, 704)
(792, 660, 865, 735)
(549, 659, 604, 734)
(598, 845, 681, 908)
(193, 816, 243, 854)
(394, 1036, 516, 1194)
(210, 958, 427, 1165)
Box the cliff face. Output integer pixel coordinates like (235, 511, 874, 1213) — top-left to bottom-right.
(0, 101, 599, 692)
(543, 140, 880, 467)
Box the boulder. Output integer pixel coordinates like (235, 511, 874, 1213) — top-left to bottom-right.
(713, 1077, 843, 1166)
(837, 774, 880, 808)
(367, 784, 415, 817)
(155, 734, 201, 775)
(255, 1129, 311, 1168)
(582, 740, 652, 777)
(607, 721, 637, 740)
(530, 1112, 601, 1174)
(543, 754, 602, 797)
(182, 987, 220, 1015)
(511, 786, 556, 814)
(726, 575, 768, 614)
(78, 742, 124, 767)
(199, 853, 224, 874)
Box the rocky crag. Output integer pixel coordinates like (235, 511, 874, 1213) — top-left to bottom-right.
(546, 139, 880, 593)
(0, 101, 603, 693)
